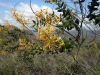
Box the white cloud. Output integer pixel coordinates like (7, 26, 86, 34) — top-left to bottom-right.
(15, 2, 55, 17)
(1, 2, 60, 27)
(0, 19, 3, 24)
(1, 2, 99, 30)
(15, 2, 61, 18)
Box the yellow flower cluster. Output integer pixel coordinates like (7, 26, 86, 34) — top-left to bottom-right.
(0, 21, 13, 32)
(19, 37, 33, 50)
(48, 0, 57, 2)
(11, 8, 29, 30)
(35, 8, 60, 25)
(36, 8, 64, 51)
(0, 27, 3, 32)
(4, 21, 13, 31)
(55, 37, 65, 48)
(0, 51, 8, 55)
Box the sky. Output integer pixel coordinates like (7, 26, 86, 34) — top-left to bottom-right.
(0, 0, 99, 29)
(0, 0, 55, 24)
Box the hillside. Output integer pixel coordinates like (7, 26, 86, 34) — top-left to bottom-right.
(0, 25, 36, 53)
(0, 24, 100, 52)
(0, 25, 100, 75)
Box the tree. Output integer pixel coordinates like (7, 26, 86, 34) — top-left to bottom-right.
(10, 0, 100, 54)
(43, 0, 100, 50)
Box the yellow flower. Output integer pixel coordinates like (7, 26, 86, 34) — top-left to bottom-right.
(36, 8, 64, 51)
(35, 10, 43, 19)
(49, 0, 56, 2)
(59, 40, 65, 48)
(44, 40, 51, 49)
(49, 26, 55, 32)
(37, 25, 41, 33)
(55, 37, 62, 42)
(53, 15, 60, 24)
(0, 27, 3, 32)
(11, 8, 29, 30)
(43, 8, 48, 14)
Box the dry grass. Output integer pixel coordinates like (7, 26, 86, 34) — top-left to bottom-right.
(0, 48, 100, 75)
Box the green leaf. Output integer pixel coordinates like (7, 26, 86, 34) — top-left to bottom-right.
(56, 24, 64, 30)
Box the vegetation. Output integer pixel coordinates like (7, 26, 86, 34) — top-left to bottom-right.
(0, 0, 100, 75)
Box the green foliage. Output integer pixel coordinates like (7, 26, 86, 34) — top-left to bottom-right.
(0, 25, 19, 52)
(55, 1, 77, 30)
(63, 38, 75, 52)
(0, 25, 36, 53)
(16, 44, 44, 63)
(87, 0, 100, 25)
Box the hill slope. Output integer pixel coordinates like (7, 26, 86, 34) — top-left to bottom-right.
(0, 25, 35, 52)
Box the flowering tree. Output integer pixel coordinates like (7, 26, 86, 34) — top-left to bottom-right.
(43, 0, 100, 51)
(10, 0, 100, 54)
